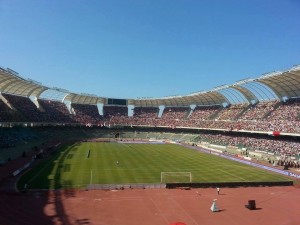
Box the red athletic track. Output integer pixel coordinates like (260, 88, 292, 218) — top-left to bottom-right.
(0, 186, 299, 225)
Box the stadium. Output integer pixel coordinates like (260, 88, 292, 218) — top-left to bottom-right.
(1, 1, 300, 225)
(1, 64, 300, 225)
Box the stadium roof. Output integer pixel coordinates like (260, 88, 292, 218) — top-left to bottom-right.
(1, 65, 300, 106)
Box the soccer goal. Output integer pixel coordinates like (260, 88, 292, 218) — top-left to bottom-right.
(161, 172, 192, 183)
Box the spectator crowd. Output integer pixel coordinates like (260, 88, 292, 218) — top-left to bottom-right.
(1, 93, 300, 162)
(2, 95, 300, 133)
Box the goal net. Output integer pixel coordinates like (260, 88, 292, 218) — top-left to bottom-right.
(161, 172, 192, 183)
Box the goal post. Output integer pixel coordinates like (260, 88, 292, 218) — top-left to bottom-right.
(161, 172, 192, 183)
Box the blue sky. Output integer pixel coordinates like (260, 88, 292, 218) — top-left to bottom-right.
(0, 0, 300, 99)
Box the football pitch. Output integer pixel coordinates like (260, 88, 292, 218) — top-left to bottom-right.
(18, 142, 293, 190)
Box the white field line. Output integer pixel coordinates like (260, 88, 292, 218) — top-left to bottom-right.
(90, 170, 93, 184)
(217, 168, 248, 181)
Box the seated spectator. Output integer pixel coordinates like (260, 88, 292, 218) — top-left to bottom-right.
(38, 99, 73, 123)
(72, 103, 103, 125)
(215, 103, 248, 121)
(239, 100, 279, 121)
(188, 105, 221, 120)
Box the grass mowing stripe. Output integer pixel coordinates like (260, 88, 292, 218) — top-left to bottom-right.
(90, 170, 93, 184)
(216, 168, 248, 181)
(17, 144, 74, 189)
(18, 142, 293, 189)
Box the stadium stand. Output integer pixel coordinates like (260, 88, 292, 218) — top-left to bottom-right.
(2, 94, 46, 122)
(188, 105, 221, 120)
(195, 132, 300, 161)
(215, 103, 248, 121)
(71, 103, 103, 124)
(239, 100, 279, 121)
(130, 107, 159, 127)
(133, 107, 159, 119)
(161, 107, 190, 120)
(103, 105, 129, 125)
(0, 97, 24, 122)
(266, 98, 300, 121)
(38, 99, 73, 123)
(1, 65, 300, 168)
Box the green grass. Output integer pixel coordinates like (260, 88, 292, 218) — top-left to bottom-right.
(17, 142, 293, 190)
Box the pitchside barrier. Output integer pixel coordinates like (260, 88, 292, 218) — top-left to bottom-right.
(87, 183, 166, 190)
(166, 181, 293, 189)
(87, 181, 292, 190)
